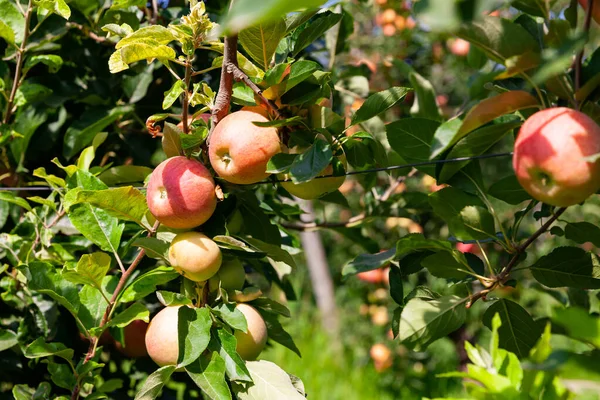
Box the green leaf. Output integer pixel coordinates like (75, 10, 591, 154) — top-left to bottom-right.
(63, 106, 133, 159)
(156, 291, 193, 307)
(134, 365, 176, 400)
(211, 329, 252, 382)
(488, 175, 531, 205)
(14, 83, 52, 107)
(24, 338, 74, 362)
(565, 222, 600, 248)
(47, 361, 76, 390)
(421, 251, 473, 280)
(0, 20, 14, 44)
(119, 43, 176, 66)
(266, 153, 297, 174)
(438, 119, 521, 182)
(288, 138, 332, 183)
(233, 360, 306, 399)
(62, 252, 111, 291)
(162, 122, 183, 158)
(253, 116, 305, 128)
(133, 237, 170, 261)
(110, 0, 145, 10)
(163, 80, 186, 110)
(399, 295, 467, 351)
(0, 191, 31, 211)
(530, 247, 600, 289)
(25, 55, 63, 73)
(211, 303, 248, 332)
(116, 25, 177, 49)
(98, 165, 153, 186)
(0, 0, 24, 44)
(106, 302, 149, 328)
(349, 87, 411, 127)
(177, 307, 212, 368)
(393, 60, 441, 120)
(243, 236, 297, 270)
(65, 186, 148, 226)
(292, 12, 342, 56)
(25, 262, 80, 316)
(249, 298, 291, 318)
(342, 248, 395, 276)
(262, 312, 301, 357)
(120, 266, 180, 303)
(222, 0, 327, 34)
(239, 19, 286, 69)
(429, 187, 495, 241)
(551, 307, 600, 348)
(482, 299, 541, 358)
(186, 353, 232, 400)
(0, 328, 18, 352)
(66, 198, 124, 254)
(386, 118, 440, 176)
(35, 0, 71, 19)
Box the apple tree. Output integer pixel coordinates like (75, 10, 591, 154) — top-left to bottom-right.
(1, 0, 600, 399)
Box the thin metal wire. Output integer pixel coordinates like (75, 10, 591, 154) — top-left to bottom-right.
(0, 152, 514, 192)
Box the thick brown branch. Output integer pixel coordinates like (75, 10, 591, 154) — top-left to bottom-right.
(228, 64, 282, 119)
(211, 35, 238, 130)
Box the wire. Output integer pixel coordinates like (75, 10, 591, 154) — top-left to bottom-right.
(0, 152, 513, 192)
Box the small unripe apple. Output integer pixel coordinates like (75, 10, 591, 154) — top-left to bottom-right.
(235, 304, 268, 360)
(146, 156, 217, 229)
(145, 306, 181, 367)
(114, 320, 149, 358)
(209, 110, 281, 184)
(169, 232, 222, 282)
(209, 258, 245, 291)
(513, 107, 600, 207)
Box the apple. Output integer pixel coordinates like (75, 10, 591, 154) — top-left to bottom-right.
(448, 38, 470, 57)
(146, 156, 217, 229)
(578, 0, 600, 24)
(456, 242, 479, 255)
(169, 232, 222, 282)
(371, 306, 389, 326)
(240, 105, 270, 118)
(145, 306, 181, 367)
(394, 15, 406, 30)
(357, 269, 385, 284)
(382, 24, 397, 36)
(209, 110, 281, 184)
(370, 343, 393, 372)
(235, 304, 268, 360)
(114, 320, 149, 358)
(381, 9, 396, 24)
(209, 258, 245, 291)
(513, 107, 600, 207)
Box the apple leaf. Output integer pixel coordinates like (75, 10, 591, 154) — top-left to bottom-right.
(482, 299, 541, 358)
(24, 262, 80, 316)
(564, 222, 600, 248)
(24, 338, 74, 362)
(119, 266, 180, 303)
(488, 175, 531, 205)
(349, 87, 411, 127)
(211, 303, 248, 332)
(0, 329, 18, 352)
(105, 302, 149, 329)
(156, 291, 193, 307)
(551, 307, 600, 348)
(177, 307, 212, 368)
(233, 360, 306, 399)
(62, 252, 111, 291)
(134, 365, 177, 400)
(292, 11, 342, 56)
(530, 247, 600, 289)
(266, 153, 297, 174)
(186, 353, 232, 400)
(342, 248, 396, 276)
(399, 295, 467, 350)
(0, 191, 32, 211)
(393, 60, 441, 121)
(239, 19, 286, 69)
(163, 80, 186, 110)
(133, 237, 170, 261)
(210, 329, 252, 382)
(288, 138, 332, 183)
(386, 118, 440, 176)
(262, 312, 301, 357)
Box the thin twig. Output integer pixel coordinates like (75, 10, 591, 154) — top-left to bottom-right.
(66, 22, 110, 45)
(182, 57, 193, 134)
(151, 0, 159, 25)
(228, 63, 282, 119)
(4, 0, 33, 124)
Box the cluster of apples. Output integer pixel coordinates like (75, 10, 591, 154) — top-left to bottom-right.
(513, 108, 600, 207)
(374, 5, 415, 37)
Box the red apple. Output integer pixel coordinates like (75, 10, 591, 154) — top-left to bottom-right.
(456, 242, 479, 254)
(146, 156, 217, 229)
(513, 107, 600, 207)
(209, 110, 281, 184)
(448, 38, 470, 57)
(357, 269, 385, 284)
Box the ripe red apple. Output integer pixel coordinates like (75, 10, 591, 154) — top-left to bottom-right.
(448, 38, 470, 56)
(209, 110, 281, 184)
(235, 304, 268, 360)
(114, 320, 149, 358)
(146, 156, 217, 229)
(209, 258, 245, 291)
(370, 343, 393, 372)
(513, 107, 600, 207)
(169, 232, 222, 282)
(357, 269, 385, 284)
(145, 306, 181, 367)
(578, 0, 600, 24)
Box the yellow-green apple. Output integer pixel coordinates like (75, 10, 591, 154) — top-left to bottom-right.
(235, 304, 268, 360)
(370, 343, 393, 372)
(578, 0, 600, 24)
(114, 320, 149, 358)
(169, 232, 222, 282)
(513, 107, 600, 207)
(145, 306, 181, 367)
(209, 258, 245, 291)
(209, 110, 281, 184)
(146, 156, 217, 229)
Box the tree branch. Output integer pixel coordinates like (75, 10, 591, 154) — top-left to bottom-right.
(228, 64, 282, 119)
(4, 0, 33, 124)
(211, 34, 238, 131)
(182, 57, 193, 134)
